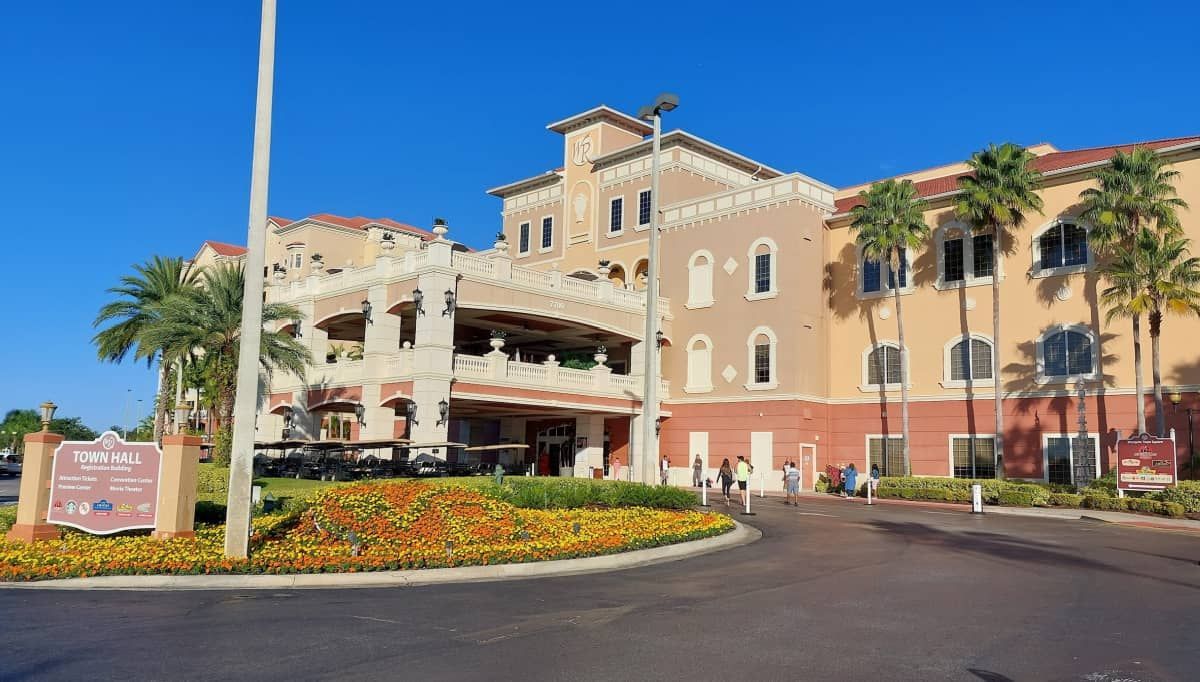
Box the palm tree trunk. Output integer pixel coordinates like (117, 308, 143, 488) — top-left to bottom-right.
(1132, 314, 1146, 435)
(1150, 311, 1165, 436)
(991, 229, 1004, 478)
(893, 247, 912, 476)
(152, 362, 168, 443)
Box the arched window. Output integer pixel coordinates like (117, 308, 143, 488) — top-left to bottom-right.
(685, 334, 713, 393)
(944, 335, 995, 386)
(746, 237, 778, 300)
(745, 326, 778, 390)
(1038, 325, 1096, 381)
(863, 343, 904, 389)
(687, 250, 714, 309)
(608, 263, 627, 288)
(937, 222, 995, 288)
(1033, 219, 1091, 276)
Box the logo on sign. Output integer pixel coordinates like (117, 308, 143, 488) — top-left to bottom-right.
(101, 433, 117, 450)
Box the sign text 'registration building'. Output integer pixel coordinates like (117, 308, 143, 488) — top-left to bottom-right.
(46, 431, 162, 534)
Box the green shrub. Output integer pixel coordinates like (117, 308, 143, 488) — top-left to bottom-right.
(998, 491, 1035, 506)
(457, 478, 697, 510)
(1083, 471, 1117, 496)
(876, 488, 953, 501)
(1082, 495, 1129, 512)
(0, 505, 16, 533)
(874, 477, 1049, 506)
(212, 426, 233, 468)
(194, 500, 227, 524)
(1152, 481, 1200, 513)
(196, 464, 230, 499)
(1048, 492, 1084, 507)
(1126, 497, 1186, 518)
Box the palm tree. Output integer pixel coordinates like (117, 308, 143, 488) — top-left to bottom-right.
(140, 263, 308, 465)
(1081, 147, 1189, 435)
(955, 143, 1044, 477)
(93, 256, 200, 441)
(850, 179, 930, 476)
(1101, 230, 1200, 436)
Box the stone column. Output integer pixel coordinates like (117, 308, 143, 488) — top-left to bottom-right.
(361, 283, 400, 439)
(574, 414, 605, 479)
(152, 434, 201, 540)
(410, 238, 457, 453)
(6, 431, 63, 543)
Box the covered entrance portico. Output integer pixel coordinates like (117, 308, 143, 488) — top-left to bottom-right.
(444, 395, 634, 479)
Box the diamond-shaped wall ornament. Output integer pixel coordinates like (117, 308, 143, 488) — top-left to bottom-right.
(723, 257, 738, 275)
(721, 365, 737, 383)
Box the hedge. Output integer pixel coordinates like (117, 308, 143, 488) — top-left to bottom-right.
(872, 477, 1049, 506)
(1152, 481, 1200, 513)
(1048, 493, 1084, 507)
(1083, 495, 1185, 518)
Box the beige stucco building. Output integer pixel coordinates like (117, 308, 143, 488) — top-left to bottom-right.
(195, 105, 1200, 488)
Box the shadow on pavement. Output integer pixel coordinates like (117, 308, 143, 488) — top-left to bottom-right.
(865, 520, 1200, 592)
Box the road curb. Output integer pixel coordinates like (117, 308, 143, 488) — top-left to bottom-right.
(0, 519, 760, 591)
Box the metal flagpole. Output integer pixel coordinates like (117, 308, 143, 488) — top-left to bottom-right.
(224, 0, 276, 558)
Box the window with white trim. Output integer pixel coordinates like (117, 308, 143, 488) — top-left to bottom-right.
(860, 247, 909, 295)
(638, 189, 652, 226)
(951, 436, 996, 479)
(746, 238, 778, 300)
(867, 436, 906, 477)
(947, 336, 994, 384)
(1038, 326, 1095, 381)
(540, 216, 553, 250)
(293, 253, 303, 269)
(939, 224, 996, 287)
(865, 344, 902, 387)
(1043, 434, 1099, 484)
(518, 222, 530, 254)
(685, 335, 713, 393)
(686, 251, 714, 309)
(745, 326, 778, 390)
(609, 197, 623, 234)
(1033, 219, 1091, 275)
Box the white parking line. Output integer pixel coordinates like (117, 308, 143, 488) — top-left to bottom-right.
(795, 512, 837, 517)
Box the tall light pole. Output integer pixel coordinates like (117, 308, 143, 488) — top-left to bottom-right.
(636, 93, 678, 485)
(123, 388, 132, 439)
(225, 0, 276, 558)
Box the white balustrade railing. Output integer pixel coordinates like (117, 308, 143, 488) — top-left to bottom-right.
(452, 252, 496, 277)
(559, 276, 598, 298)
(511, 266, 554, 289)
(508, 361, 548, 383)
(557, 367, 596, 388)
(452, 354, 491, 378)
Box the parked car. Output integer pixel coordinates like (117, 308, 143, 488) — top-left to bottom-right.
(1, 453, 21, 477)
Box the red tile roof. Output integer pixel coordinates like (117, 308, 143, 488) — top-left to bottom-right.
(834, 136, 1200, 214)
(305, 213, 437, 239)
(204, 240, 248, 257)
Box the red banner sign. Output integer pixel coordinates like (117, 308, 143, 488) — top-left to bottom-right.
(1116, 434, 1177, 491)
(46, 431, 162, 535)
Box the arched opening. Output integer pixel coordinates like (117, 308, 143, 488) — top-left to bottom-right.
(608, 264, 627, 288)
(686, 335, 713, 393)
(633, 259, 649, 291)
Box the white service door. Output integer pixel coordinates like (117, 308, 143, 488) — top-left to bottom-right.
(750, 432, 773, 477)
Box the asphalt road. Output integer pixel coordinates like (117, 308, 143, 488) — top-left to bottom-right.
(2, 495, 1198, 682)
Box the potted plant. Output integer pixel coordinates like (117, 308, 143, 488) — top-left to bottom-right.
(432, 217, 449, 238)
(380, 233, 395, 251)
(593, 345, 608, 366)
(310, 253, 324, 271)
(272, 263, 287, 281)
(489, 330, 507, 351)
(493, 231, 509, 253)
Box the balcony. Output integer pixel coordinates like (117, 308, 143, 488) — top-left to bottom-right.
(451, 353, 668, 401)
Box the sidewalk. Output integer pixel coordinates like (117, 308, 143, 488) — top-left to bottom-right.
(684, 483, 1200, 534)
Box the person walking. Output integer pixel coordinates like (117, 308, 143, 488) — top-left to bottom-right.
(717, 458, 734, 506)
(735, 455, 753, 507)
(660, 455, 670, 486)
(870, 463, 881, 496)
(611, 456, 621, 481)
(843, 462, 858, 499)
(785, 460, 801, 506)
(692, 454, 704, 487)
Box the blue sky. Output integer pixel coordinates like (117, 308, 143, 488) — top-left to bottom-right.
(2, 1, 1196, 430)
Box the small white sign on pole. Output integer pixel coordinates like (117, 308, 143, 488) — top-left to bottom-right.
(971, 484, 983, 514)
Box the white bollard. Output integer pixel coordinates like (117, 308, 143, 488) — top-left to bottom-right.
(759, 471, 765, 498)
(742, 482, 755, 516)
(971, 483, 983, 514)
(701, 477, 709, 507)
(866, 478, 873, 505)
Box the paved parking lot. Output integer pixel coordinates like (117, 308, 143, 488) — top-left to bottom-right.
(2, 495, 1198, 681)
(0, 476, 19, 506)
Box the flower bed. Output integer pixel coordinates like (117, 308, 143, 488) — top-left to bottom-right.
(0, 480, 731, 581)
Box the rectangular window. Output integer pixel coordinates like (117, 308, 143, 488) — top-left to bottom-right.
(1044, 331, 1092, 378)
(863, 258, 882, 293)
(972, 234, 994, 277)
(971, 339, 993, 380)
(754, 253, 771, 294)
(541, 216, 553, 250)
(638, 190, 652, 226)
(1039, 223, 1088, 269)
(943, 238, 964, 283)
(609, 197, 623, 233)
(1045, 436, 1097, 484)
(868, 437, 906, 477)
(293, 253, 302, 269)
(754, 343, 771, 384)
(518, 222, 530, 254)
(952, 436, 996, 479)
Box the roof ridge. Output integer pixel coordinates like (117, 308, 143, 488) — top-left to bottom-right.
(1047, 135, 1200, 156)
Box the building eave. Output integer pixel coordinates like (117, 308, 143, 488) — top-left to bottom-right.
(486, 170, 563, 198)
(545, 105, 652, 137)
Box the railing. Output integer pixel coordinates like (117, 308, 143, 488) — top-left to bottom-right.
(311, 359, 362, 386)
(511, 266, 553, 289)
(452, 252, 496, 277)
(557, 367, 596, 388)
(508, 361, 548, 383)
(453, 354, 492, 378)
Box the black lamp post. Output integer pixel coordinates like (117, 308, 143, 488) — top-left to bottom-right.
(293, 318, 302, 338)
(442, 289, 456, 317)
(412, 288, 425, 316)
(354, 403, 366, 427)
(361, 299, 373, 324)
(1074, 378, 1094, 487)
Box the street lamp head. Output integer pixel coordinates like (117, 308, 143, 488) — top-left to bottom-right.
(1170, 390, 1183, 405)
(412, 287, 425, 315)
(354, 403, 366, 426)
(361, 299, 373, 324)
(639, 93, 680, 121)
(39, 401, 57, 431)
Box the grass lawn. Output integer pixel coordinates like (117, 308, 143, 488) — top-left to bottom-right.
(253, 476, 341, 499)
